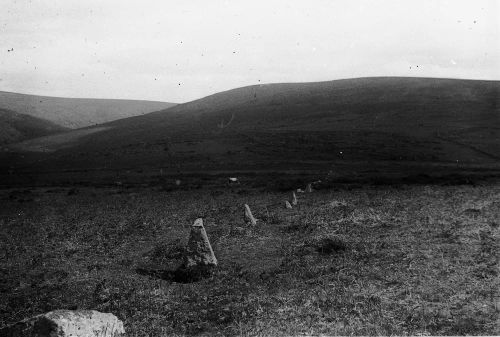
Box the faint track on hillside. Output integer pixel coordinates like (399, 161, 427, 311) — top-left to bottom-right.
(435, 134, 500, 161)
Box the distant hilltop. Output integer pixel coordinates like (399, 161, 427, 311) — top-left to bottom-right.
(0, 91, 177, 129)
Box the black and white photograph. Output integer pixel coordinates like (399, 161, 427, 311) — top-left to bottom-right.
(0, 1, 499, 336)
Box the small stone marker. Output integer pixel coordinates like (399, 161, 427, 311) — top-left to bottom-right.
(285, 200, 292, 209)
(244, 204, 257, 225)
(292, 191, 298, 205)
(0, 310, 124, 337)
(232, 226, 245, 235)
(228, 177, 240, 185)
(306, 183, 313, 193)
(330, 200, 347, 208)
(183, 218, 217, 269)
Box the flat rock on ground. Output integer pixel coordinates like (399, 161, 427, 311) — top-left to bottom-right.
(0, 310, 124, 337)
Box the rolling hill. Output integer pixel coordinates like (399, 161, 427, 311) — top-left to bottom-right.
(0, 108, 68, 146)
(1, 77, 499, 185)
(0, 91, 177, 128)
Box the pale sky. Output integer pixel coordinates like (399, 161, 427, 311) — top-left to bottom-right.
(1, 0, 499, 102)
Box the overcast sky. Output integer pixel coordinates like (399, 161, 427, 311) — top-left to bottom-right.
(1, 0, 499, 102)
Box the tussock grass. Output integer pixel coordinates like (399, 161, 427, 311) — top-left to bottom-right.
(0, 181, 499, 335)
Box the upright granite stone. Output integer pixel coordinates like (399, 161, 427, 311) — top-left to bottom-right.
(292, 191, 298, 206)
(285, 200, 293, 209)
(0, 310, 124, 337)
(244, 204, 257, 225)
(183, 218, 217, 268)
(174, 218, 217, 282)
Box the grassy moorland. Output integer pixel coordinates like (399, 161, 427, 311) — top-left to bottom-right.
(1, 176, 498, 336)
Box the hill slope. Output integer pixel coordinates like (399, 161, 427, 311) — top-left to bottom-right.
(0, 108, 68, 146)
(0, 91, 177, 128)
(2, 77, 499, 184)
(128, 76, 498, 133)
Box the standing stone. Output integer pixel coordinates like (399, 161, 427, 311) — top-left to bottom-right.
(183, 218, 217, 268)
(292, 191, 298, 205)
(306, 183, 313, 193)
(0, 310, 124, 337)
(285, 201, 292, 209)
(244, 204, 257, 225)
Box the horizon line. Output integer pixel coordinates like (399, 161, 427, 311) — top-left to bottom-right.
(1, 75, 499, 104)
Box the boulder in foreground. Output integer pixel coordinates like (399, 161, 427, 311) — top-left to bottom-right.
(0, 310, 124, 337)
